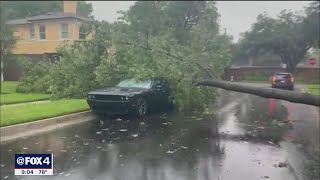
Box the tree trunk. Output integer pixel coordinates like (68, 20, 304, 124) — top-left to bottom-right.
(194, 79, 320, 107)
(145, 32, 149, 49)
(0, 60, 3, 82)
(286, 60, 297, 74)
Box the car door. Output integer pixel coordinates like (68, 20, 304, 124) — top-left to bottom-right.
(151, 79, 169, 108)
(155, 79, 171, 105)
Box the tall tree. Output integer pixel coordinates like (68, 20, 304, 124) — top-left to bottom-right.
(0, 1, 16, 81)
(237, 2, 319, 73)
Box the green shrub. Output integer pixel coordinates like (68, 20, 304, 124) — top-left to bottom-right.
(242, 72, 271, 82)
(16, 58, 51, 94)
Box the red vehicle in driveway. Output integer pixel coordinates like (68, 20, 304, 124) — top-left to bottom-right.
(270, 72, 294, 90)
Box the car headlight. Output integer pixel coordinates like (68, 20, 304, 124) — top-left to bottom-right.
(88, 95, 95, 99)
(121, 96, 129, 101)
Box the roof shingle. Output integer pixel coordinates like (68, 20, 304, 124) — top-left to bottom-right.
(6, 12, 91, 25)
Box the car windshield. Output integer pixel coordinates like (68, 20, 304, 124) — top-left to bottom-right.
(116, 79, 152, 89)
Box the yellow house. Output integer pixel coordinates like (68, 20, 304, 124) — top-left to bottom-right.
(6, 1, 92, 57)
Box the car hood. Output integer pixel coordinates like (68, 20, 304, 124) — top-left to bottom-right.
(88, 87, 148, 96)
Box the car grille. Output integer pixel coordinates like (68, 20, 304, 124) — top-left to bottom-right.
(94, 95, 125, 101)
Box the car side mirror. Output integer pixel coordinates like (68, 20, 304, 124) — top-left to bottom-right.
(155, 85, 163, 91)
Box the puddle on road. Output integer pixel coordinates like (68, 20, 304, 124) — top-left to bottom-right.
(0, 90, 318, 180)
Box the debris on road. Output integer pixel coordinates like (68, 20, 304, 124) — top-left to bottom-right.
(166, 149, 179, 154)
(273, 162, 289, 168)
(119, 129, 128, 132)
(261, 176, 270, 178)
(160, 113, 168, 119)
(96, 131, 102, 134)
(267, 140, 274, 145)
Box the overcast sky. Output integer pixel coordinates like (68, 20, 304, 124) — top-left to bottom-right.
(89, 1, 312, 42)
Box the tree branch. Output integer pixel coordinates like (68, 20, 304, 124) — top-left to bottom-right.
(118, 41, 215, 78)
(194, 79, 320, 107)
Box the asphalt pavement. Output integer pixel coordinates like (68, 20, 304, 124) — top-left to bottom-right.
(0, 83, 319, 180)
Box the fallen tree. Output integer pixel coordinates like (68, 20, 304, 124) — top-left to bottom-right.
(194, 79, 320, 107)
(120, 41, 320, 107)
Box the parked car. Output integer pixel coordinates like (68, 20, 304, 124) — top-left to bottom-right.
(270, 72, 294, 90)
(87, 78, 171, 117)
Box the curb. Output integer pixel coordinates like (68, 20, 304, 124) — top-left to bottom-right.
(0, 111, 94, 143)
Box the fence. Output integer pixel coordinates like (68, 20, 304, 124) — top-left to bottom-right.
(223, 66, 320, 83)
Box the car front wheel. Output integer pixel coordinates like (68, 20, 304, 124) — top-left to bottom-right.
(135, 98, 147, 117)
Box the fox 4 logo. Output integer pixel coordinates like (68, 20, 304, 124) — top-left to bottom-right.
(17, 157, 50, 166)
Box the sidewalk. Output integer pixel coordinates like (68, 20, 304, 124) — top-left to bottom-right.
(1, 100, 50, 107)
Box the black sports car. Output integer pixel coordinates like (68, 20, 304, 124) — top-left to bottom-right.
(87, 78, 171, 117)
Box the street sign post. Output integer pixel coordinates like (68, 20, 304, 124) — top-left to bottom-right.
(308, 58, 317, 77)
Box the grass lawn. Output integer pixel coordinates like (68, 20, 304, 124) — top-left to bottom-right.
(0, 99, 89, 127)
(306, 84, 320, 96)
(1, 93, 51, 105)
(1, 81, 51, 104)
(1, 81, 18, 94)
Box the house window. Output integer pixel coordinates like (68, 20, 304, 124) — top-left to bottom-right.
(39, 25, 46, 40)
(79, 25, 86, 40)
(29, 27, 35, 40)
(61, 23, 69, 39)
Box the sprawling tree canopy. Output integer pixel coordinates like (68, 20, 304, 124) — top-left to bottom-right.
(233, 1, 319, 72)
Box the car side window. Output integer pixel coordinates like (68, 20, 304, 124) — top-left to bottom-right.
(162, 80, 170, 90)
(152, 79, 166, 89)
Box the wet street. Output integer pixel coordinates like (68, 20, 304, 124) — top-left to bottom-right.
(1, 85, 319, 180)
